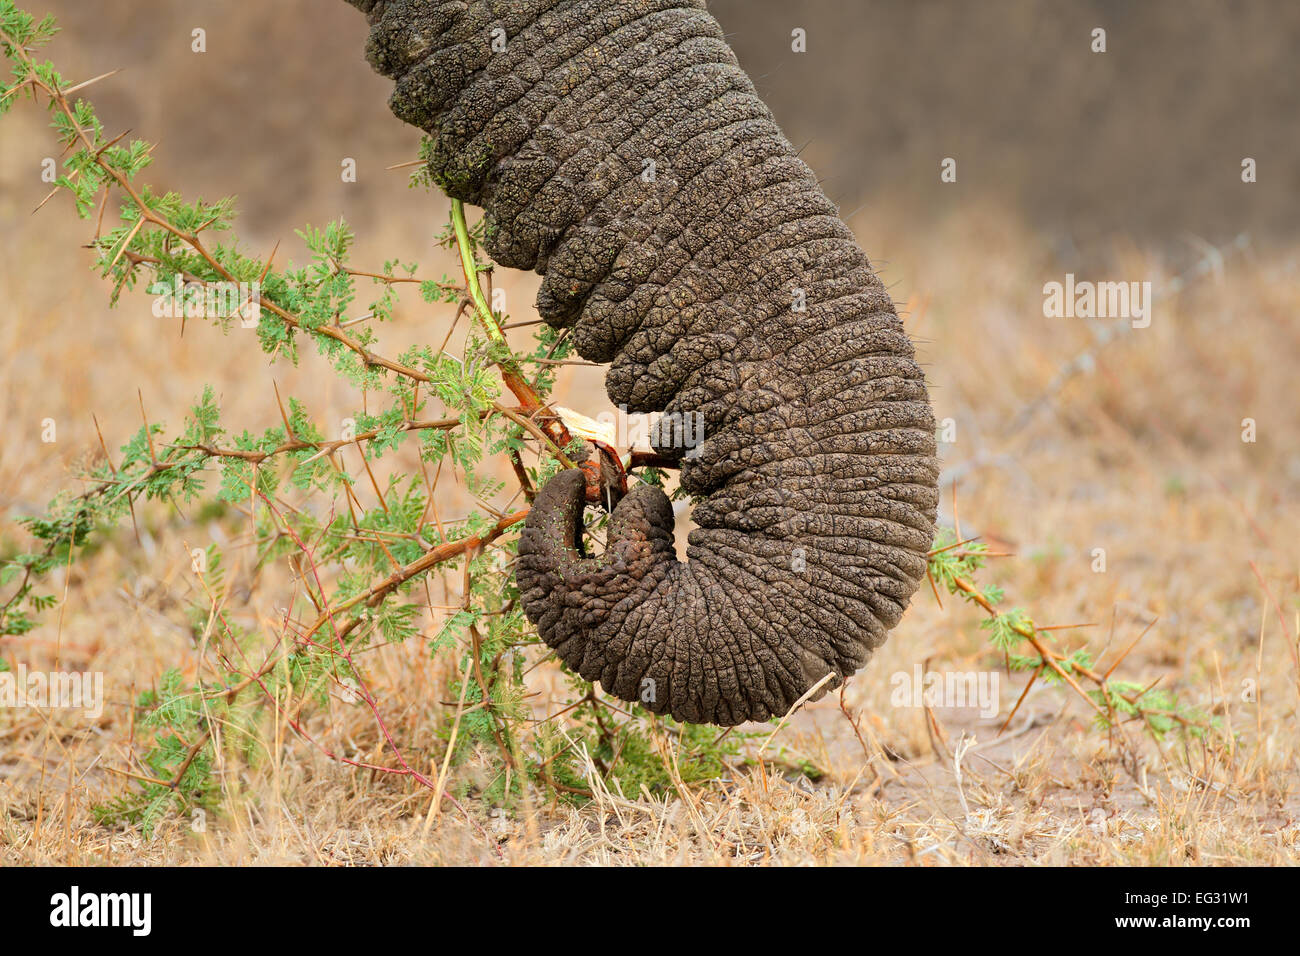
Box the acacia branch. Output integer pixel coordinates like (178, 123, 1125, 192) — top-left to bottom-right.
(450, 199, 574, 456)
(2, 35, 443, 387)
(940, 566, 1210, 737)
(294, 508, 530, 646)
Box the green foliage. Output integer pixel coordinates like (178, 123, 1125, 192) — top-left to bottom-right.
(927, 529, 1213, 740)
(92, 670, 220, 838)
(0, 4, 746, 839)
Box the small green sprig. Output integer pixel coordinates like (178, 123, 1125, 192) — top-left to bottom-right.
(927, 529, 1214, 740)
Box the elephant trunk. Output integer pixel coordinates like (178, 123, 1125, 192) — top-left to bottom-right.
(346, 0, 940, 725)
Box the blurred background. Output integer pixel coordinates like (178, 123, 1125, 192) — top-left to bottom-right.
(6, 0, 1298, 242)
(1, 0, 1298, 862)
(5, 0, 1294, 525)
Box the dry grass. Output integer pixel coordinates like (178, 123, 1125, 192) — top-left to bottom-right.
(2, 96, 1298, 865)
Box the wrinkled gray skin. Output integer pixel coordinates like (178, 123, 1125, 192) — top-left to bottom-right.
(346, 0, 940, 725)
